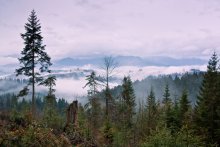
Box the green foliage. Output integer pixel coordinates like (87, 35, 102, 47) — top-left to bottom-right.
(175, 125, 203, 147)
(42, 103, 63, 129)
(40, 76, 62, 129)
(145, 87, 157, 135)
(84, 71, 103, 130)
(0, 122, 71, 147)
(102, 120, 114, 146)
(162, 84, 171, 104)
(135, 100, 148, 141)
(141, 127, 174, 147)
(39, 76, 56, 96)
(77, 104, 90, 138)
(195, 52, 220, 145)
(121, 76, 136, 128)
(161, 84, 174, 129)
(113, 129, 134, 147)
(141, 126, 203, 147)
(179, 89, 190, 126)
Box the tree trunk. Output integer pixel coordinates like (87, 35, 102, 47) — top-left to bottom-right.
(106, 68, 109, 118)
(32, 50, 35, 118)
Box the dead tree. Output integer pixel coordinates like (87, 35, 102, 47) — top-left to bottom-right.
(66, 100, 78, 126)
(101, 56, 117, 119)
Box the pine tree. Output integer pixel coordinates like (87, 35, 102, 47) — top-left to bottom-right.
(163, 84, 171, 104)
(195, 52, 220, 145)
(170, 93, 181, 132)
(179, 89, 190, 126)
(147, 87, 156, 114)
(121, 76, 136, 128)
(40, 76, 61, 128)
(162, 84, 171, 125)
(146, 87, 157, 134)
(84, 71, 98, 96)
(16, 10, 51, 117)
(40, 75, 56, 106)
(84, 71, 101, 129)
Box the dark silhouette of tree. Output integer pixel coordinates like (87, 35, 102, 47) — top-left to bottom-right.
(84, 71, 98, 96)
(162, 84, 173, 129)
(195, 52, 220, 145)
(40, 75, 56, 97)
(16, 10, 52, 117)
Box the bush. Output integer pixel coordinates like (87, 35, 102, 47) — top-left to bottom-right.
(0, 122, 71, 147)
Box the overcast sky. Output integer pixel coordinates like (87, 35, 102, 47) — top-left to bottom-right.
(1, 0, 220, 61)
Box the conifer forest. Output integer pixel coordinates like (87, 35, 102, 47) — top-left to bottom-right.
(1, 4, 220, 147)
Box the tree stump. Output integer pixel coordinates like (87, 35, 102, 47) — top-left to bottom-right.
(66, 100, 78, 126)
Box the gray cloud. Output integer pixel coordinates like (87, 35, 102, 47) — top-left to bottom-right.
(0, 0, 220, 61)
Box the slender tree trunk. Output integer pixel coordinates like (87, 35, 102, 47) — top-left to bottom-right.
(32, 50, 35, 117)
(106, 68, 109, 118)
(106, 88, 109, 119)
(49, 83, 52, 96)
(211, 100, 214, 143)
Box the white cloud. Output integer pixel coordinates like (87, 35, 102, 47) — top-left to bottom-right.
(114, 65, 207, 81)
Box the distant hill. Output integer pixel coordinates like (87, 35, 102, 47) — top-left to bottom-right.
(55, 55, 207, 67)
(0, 55, 207, 76)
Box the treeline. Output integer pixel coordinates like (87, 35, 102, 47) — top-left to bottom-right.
(111, 72, 204, 105)
(0, 93, 68, 116)
(0, 78, 28, 94)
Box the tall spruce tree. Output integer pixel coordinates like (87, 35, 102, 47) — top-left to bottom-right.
(121, 76, 136, 128)
(195, 52, 220, 145)
(16, 10, 51, 117)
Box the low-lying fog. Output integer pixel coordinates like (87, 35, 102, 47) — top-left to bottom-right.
(0, 65, 206, 103)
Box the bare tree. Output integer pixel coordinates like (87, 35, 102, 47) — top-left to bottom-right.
(101, 56, 118, 118)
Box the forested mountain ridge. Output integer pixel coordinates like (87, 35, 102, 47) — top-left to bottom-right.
(111, 72, 204, 105)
